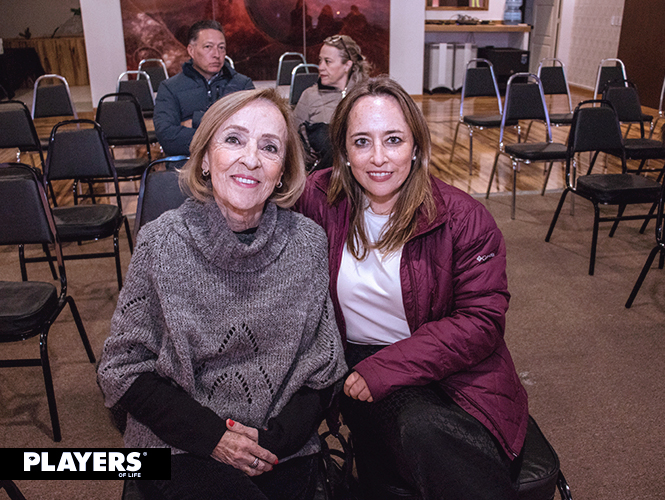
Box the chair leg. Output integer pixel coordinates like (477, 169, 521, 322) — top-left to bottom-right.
(0, 480, 27, 500)
(556, 470, 573, 500)
(39, 329, 61, 442)
(625, 245, 661, 308)
(541, 161, 555, 196)
(113, 234, 123, 291)
(639, 201, 658, 234)
(486, 152, 501, 199)
(608, 204, 626, 237)
(589, 203, 600, 275)
(124, 217, 134, 254)
(42, 244, 59, 280)
(449, 122, 461, 163)
(468, 129, 474, 176)
(511, 160, 519, 220)
(18, 245, 28, 281)
(67, 296, 96, 363)
(545, 189, 570, 242)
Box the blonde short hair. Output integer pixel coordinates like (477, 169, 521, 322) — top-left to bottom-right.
(179, 87, 307, 208)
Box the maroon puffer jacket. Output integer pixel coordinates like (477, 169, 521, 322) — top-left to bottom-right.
(295, 169, 528, 459)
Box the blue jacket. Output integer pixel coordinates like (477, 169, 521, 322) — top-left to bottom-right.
(153, 59, 254, 156)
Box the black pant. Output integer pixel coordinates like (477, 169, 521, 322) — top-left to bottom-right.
(342, 343, 520, 500)
(146, 453, 317, 500)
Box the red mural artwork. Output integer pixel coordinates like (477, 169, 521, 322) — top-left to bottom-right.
(120, 0, 389, 81)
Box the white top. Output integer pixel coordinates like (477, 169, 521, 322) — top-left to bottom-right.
(337, 208, 411, 345)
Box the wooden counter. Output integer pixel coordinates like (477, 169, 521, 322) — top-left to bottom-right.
(425, 23, 531, 33)
(3, 37, 89, 86)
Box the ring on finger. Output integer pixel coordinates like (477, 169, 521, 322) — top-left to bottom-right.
(250, 457, 260, 469)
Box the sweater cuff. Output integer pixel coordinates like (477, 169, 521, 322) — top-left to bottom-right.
(119, 372, 226, 457)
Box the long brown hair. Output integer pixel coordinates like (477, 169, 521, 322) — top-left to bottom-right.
(328, 76, 435, 259)
(180, 87, 307, 208)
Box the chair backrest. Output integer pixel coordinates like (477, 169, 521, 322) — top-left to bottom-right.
(276, 52, 306, 86)
(593, 58, 627, 97)
(138, 59, 169, 93)
(459, 59, 502, 116)
(537, 57, 573, 112)
(46, 120, 117, 181)
(289, 63, 319, 106)
(568, 101, 625, 155)
(0, 101, 44, 161)
(134, 156, 189, 238)
(225, 55, 234, 68)
(117, 71, 155, 114)
(602, 83, 647, 134)
(0, 163, 56, 247)
(95, 93, 151, 153)
(32, 74, 78, 119)
(500, 73, 553, 143)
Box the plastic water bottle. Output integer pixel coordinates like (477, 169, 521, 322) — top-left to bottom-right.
(503, 0, 522, 25)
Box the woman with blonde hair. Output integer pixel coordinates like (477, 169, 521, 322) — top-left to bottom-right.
(294, 34, 371, 171)
(296, 76, 528, 499)
(98, 87, 347, 500)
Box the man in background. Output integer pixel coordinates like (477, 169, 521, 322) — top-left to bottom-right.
(153, 20, 254, 157)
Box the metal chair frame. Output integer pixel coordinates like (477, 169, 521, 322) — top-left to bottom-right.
(276, 52, 306, 87)
(138, 58, 169, 93)
(289, 63, 319, 106)
(31, 74, 78, 120)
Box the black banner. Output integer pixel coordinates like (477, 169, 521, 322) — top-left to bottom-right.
(2, 448, 171, 480)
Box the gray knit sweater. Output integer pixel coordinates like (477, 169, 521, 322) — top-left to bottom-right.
(98, 198, 347, 457)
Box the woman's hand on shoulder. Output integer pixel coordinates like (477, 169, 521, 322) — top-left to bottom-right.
(210, 419, 278, 476)
(344, 371, 374, 402)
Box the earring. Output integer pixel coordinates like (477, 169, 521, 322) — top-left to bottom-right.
(346, 161, 351, 167)
(412, 155, 417, 161)
(276, 180, 283, 189)
(202, 169, 210, 179)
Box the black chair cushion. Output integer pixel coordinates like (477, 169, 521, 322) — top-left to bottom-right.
(516, 417, 560, 500)
(353, 415, 562, 500)
(147, 130, 158, 144)
(504, 142, 568, 161)
(0, 281, 58, 335)
(113, 158, 150, 178)
(576, 174, 662, 205)
(549, 113, 574, 125)
(464, 114, 519, 128)
(52, 204, 122, 241)
(622, 138, 665, 160)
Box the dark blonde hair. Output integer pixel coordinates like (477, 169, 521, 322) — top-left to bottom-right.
(323, 35, 372, 89)
(180, 88, 307, 208)
(328, 76, 435, 259)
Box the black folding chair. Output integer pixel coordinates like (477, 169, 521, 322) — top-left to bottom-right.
(289, 64, 319, 106)
(486, 73, 568, 219)
(276, 52, 306, 87)
(450, 58, 519, 175)
(37, 119, 134, 290)
(0, 99, 45, 167)
(95, 92, 153, 197)
(545, 101, 663, 275)
(0, 162, 96, 442)
(31, 74, 78, 120)
(138, 58, 169, 93)
(117, 71, 155, 118)
(134, 156, 189, 240)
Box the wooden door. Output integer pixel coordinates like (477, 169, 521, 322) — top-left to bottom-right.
(525, 0, 562, 73)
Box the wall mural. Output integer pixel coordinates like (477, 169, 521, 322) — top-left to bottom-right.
(120, 0, 389, 81)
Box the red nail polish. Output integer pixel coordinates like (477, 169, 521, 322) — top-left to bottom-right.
(228, 419, 235, 427)
(274, 459, 279, 465)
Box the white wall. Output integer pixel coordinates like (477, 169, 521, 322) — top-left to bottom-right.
(79, 0, 127, 105)
(558, 0, 625, 89)
(0, 0, 80, 38)
(389, 0, 426, 94)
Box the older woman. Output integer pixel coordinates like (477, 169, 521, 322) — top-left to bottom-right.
(296, 77, 528, 499)
(98, 87, 347, 500)
(294, 35, 371, 171)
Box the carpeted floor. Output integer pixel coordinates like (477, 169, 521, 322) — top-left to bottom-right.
(1, 191, 663, 499)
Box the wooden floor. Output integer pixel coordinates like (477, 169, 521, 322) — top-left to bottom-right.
(2, 85, 660, 205)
